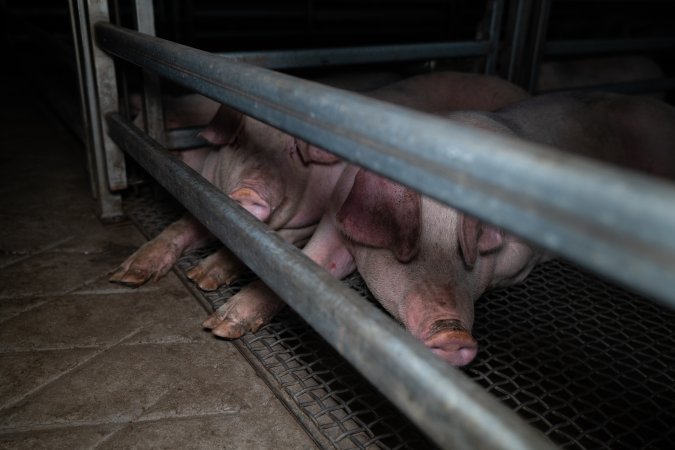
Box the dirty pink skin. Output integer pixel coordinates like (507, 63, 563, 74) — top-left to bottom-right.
(111, 71, 530, 340)
(300, 91, 675, 367)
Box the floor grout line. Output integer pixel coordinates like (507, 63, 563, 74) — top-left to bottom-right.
(0, 410, 243, 436)
(0, 235, 76, 270)
(0, 327, 144, 412)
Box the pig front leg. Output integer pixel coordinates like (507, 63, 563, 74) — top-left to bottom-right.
(109, 215, 213, 287)
(203, 214, 355, 338)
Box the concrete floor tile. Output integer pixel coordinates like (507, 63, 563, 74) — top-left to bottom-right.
(47, 220, 147, 257)
(0, 343, 303, 435)
(0, 251, 111, 299)
(0, 349, 96, 410)
(0, 297, 47, 324)
(0, 214, 72, 255)
(98, 412, 317, 450)
(0, 186, 93, 217)
(0, 280, 206, 352)
(0, 424, 121, 450)
(0, 214, 143, 258)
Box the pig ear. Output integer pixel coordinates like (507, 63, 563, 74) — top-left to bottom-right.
(229, 187, 271, 222)
(336, 169, 420, 262)
(458, 214, 504, 268)
(295, 139, 341, 165)
(199, 105, 244, 146)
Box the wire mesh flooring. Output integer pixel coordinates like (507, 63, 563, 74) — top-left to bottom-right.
(122, 187, 675, 450)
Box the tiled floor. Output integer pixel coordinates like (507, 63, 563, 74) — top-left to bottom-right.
(0, 79, 317, 448)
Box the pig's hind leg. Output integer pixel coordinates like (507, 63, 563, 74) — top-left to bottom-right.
(109, 215, 214, 287)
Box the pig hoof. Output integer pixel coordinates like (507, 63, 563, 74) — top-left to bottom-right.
(202, 281, 284, 339)
(212, 318, 248, 339)
(424, 328, 478, 367)
(186, 266, 225, 291)
(109, 267, 153, 287)
(186, 250, 245, 291)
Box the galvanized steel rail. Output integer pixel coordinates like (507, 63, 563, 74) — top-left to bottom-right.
(216, 41, 489, 69)
(105, 111, 558, 450)
(96, 22, 675, 310)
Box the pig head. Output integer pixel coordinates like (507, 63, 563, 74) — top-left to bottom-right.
(334, 168, 544, 366)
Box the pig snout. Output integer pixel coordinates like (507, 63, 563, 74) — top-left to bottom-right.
(403, 285, 478, 367)
(423, 319, 478, 367)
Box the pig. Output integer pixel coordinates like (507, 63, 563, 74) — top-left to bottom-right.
(205, 90, 675, 366)
(110, 71, 530, 339)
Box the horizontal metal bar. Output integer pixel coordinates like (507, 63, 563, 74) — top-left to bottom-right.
(536, 77, 675, 95)
(545, 37, 675, 55)
(217, 41, 490, 69)
(105, 111, 558, 450)
(96, 22, 675, 310)
(165, 127, 209, 150)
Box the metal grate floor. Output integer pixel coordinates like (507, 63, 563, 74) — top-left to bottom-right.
(123, 188, 675, 450)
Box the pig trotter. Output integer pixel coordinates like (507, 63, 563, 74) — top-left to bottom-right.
(109, 239, 183, 287)
(202, 280, 285, 338)
(186, 248, 246, 291)
(423, 319, 478, 367)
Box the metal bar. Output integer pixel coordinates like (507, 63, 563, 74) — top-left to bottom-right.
(525, 0, 551, 92)
(68, 0, 124, 221)
(536, 76, 675, 95)
(507, 0, 532, 84)
(132, 0, 165, 146)
(484, 0, 505, 75)
(216, 41, 490, 69)
(165, 127, 209, 150)
(95, 22, 675, 309)
(105, 111, 559, 450)
(545, 37, 675, 55)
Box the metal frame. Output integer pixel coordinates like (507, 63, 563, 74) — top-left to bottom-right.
(105, 110, 558, 450)
(68, 0, 125, 221)
(96, 23, 675, 311)
(507, 0, 675, 94)
(67, 1, 675, 448)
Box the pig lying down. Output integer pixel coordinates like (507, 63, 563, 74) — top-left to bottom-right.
(204, 90, 675, 367)
(110, 71, 528, 331)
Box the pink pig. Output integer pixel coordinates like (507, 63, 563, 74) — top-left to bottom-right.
(207, 91, 675, 366)
(110, 72, 530, 339)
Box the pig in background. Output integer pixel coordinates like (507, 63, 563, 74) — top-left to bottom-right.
(206, 90, 675, 367)
(111, 71, 529, 338)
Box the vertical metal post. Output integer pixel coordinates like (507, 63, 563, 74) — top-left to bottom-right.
(525, 0, 552, 92)
(484, 0, 505, 75)
(506, 0, 532, 85)
(132, 0, 165, 146)
(68, 0, 125, 221)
